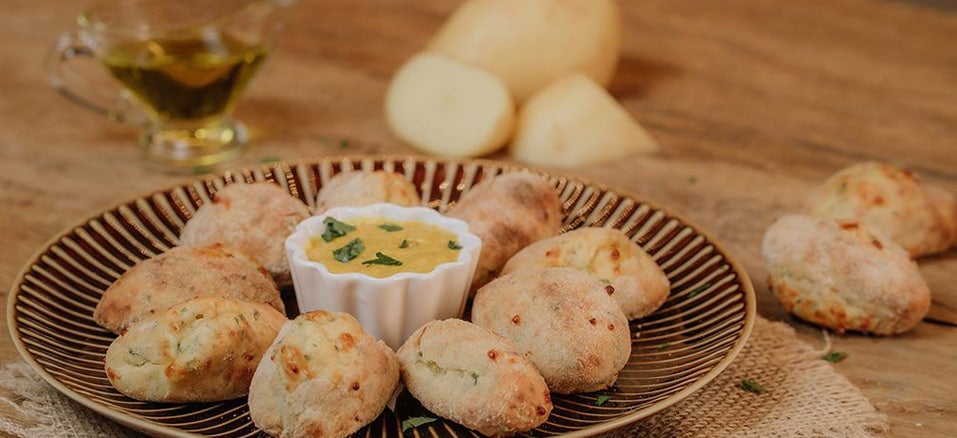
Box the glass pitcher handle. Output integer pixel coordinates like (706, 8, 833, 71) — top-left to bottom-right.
(46, 32, 145, 125)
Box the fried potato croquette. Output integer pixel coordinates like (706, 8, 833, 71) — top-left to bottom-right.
(104, 297, 286, 402)
(471, 267, 630, 394)
(94, 244, 284, 334)
(314, 170, 421, 214)
(806, 161, 955, 257)
(762, 214, 931, 335)
(248, 311, 399, 438)
(179, 182, 311, 286)
(502, 227, 669, 320)
(396, 319, 552, 436)
(447, 171, 562, 290)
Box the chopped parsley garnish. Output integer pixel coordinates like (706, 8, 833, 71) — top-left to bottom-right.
(321, 217, 355, 242)
(658, 342, 671, 350)
(470, 372, 479, 385)
(740, 379, 767, 394)
(333, 238, 364, 263)
(379, 223, 403, 232)
(595, 394, 612, 406)
(687, 282, 711, 298)
(448, 240, 463, 250)
(821, 352, 847, 363)
(399, 239, 409, 249)
(401, 416, 438, 431)
(361, 252, 403, 266)
(259, 155, 280, 164)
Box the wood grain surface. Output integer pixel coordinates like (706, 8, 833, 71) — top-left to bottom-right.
(1, 0, 955, 436)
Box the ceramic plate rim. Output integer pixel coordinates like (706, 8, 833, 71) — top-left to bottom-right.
(7, 154, 756, 437)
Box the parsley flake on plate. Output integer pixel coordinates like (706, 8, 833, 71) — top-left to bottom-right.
(595, 394, 612, 406)
(379, 223, 403, 232)
(448, 240, 462, 250)
(401, 416, 437, 431)
(687, 282, 711, 298)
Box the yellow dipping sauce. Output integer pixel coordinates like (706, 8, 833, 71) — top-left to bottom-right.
(305, 216, 462, 278)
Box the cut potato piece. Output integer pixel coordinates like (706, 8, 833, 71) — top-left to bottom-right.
(385, 51, 515, 157)
(428, 0, 622, 102)
(509, 73, 658, 168)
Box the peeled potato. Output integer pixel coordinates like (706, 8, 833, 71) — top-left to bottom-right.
(428, 0, 621, 102)
(385, 51, 515, 157)
(509, 73, 658, 168)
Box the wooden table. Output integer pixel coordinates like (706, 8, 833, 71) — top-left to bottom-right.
(2, 0, 955, 436)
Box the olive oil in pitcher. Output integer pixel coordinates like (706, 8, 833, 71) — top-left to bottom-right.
(101, 36, 269, 121)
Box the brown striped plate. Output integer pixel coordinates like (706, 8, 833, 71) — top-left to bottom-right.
(8, 155, 755, 437)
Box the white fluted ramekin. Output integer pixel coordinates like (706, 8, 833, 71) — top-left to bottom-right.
(285, 203, 481, 349)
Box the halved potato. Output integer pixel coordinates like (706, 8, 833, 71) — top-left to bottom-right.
(428, 0, 622, 102)
(509, 73, 658, 168)
(385, 51, 515, 157)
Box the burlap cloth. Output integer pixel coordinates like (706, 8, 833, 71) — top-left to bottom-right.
(0, 316, 888, 438)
